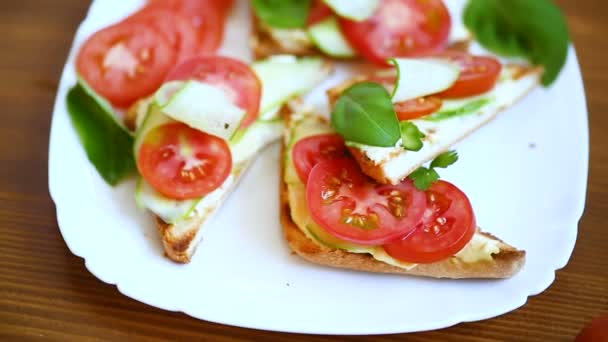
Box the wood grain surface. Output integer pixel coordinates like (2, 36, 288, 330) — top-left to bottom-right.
(1, 1, 606, 341)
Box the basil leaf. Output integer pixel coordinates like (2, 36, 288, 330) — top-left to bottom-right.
(66, 82, 136, 186)
(399, 121, 425, 151)
(464, 0, 569, 86)
(424, 98, 491, 122)
(331, 82, 400, 147)
(409, 167, 439, 191)
(409, 151, 459, 190)
(252, 0, 311, 29)
(430, 151, 458, 169)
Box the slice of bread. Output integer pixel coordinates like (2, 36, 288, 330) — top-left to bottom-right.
(250, 12, 473, 61)
(279, 110, 526, 279)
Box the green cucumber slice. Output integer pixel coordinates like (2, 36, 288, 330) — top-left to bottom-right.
(253, 56, 330, 114)
(323, 0, 380, 21)
(308, 16, 357, 58)
(156, 80, 246, 140)
(133, 105, 174, 163)
(230, 119, 284, 165)
(390, 58, 460, 103)
(135, 178, 200, 224)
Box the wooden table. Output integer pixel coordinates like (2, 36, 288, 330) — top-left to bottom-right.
(1, 1, 606, 340)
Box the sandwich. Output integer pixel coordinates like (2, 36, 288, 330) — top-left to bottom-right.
(280, 102, 526, 279)
(250, 0, 471, 61)
(127, 55, 332, 263)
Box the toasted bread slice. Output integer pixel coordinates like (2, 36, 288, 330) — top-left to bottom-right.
(326, 65, 543, 185)
(251, 13, 472, 61)
(280, 109, 525, 279)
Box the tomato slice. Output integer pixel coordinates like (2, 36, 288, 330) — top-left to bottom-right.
(307, 0, 334, 26)
(339, 0, 451, 66)
(384, 180, 476, 263)
(394, 96, 443, 121)
(76, 22, 176, 108)
(292, 134, 349, 183)
(147, 0, 224, 53)
(307, 158, 427, 246)
(165, 56, 262, 127)
(138, 122, 232, 200)
(437, 51, 503, 98)
(125, 8, 198, 62)
(576, 315, 608, 342)
(368, 72, 443, 120)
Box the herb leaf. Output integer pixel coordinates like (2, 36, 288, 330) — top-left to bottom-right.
(464, 0, 569, 86)
(400, 121, 425, 151)
(430, 151, 459, 169)
(66, 81, 136, 186)
(331, 82, 400, 147)
(409, 167, 440, 191)
(252, 0, 311, 29)
(331, 82, 401, 147)
(409, 150, 458, 191)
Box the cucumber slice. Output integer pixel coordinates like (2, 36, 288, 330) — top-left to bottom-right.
(133, 105, 174, 162)
(253, 56, 330, 114)
(230, 119, 284, 165)
(259, 104, 282, 121)
(308, 16, 357, 58)
(156, 80, 246, 140)
(390, 58, 460, 103)
(323, 0, 380, 21)
(135, 178, 200, 224)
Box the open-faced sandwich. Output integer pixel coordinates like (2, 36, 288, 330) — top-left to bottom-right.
(280, 103, 526, 279)
(251, 0, 471, 62)
(66, 0, 332, 263)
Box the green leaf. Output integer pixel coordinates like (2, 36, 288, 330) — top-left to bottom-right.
(409, 151, 459, 190)
(399, 121, 425, 151)
(424, 98, 491, 122)
(464, 0, 569, 86)
(252, 0, 311, 28)
(331, 82, 400, 147)
(66, 81, 136, 186)
(430, 151, 459, 169)
(409, 167, 440, 191)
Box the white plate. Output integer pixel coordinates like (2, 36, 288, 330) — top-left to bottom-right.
(49, 0, 589, 335)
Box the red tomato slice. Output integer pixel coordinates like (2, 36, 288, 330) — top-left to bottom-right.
(437, 51, 503, 98)
(394, 96, 443, 121)
(384, 180, 476, 263)
(576, 315, 608, 342)
(339, 0, 451, 66)
(307, 158, 427, 246)
(307, 0, 334, 26)
(147, 0, 224, 53)
(125, 8, 198, 62)
(138, 122, 232, 200)
(165, 56, 262, 127)
(292, 134, 348, 183)
(76, 22, 176, 108)
(368, 72, 442, 120)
